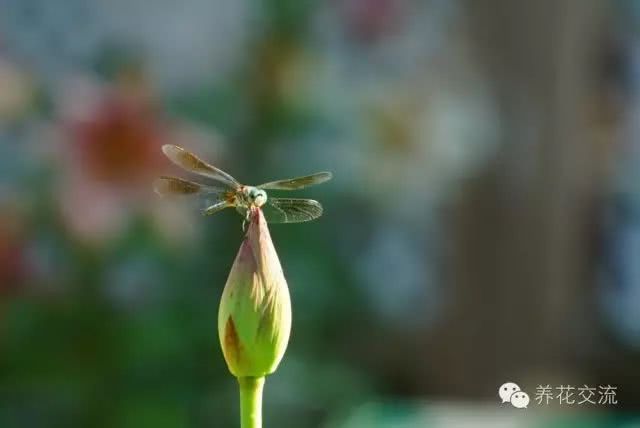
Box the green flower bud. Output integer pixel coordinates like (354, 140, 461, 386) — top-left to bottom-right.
(218, 208, 292, 377)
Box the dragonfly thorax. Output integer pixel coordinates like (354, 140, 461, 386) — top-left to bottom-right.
(241, 186, 268, 208)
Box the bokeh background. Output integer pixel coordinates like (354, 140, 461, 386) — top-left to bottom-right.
(1, 0, 640, 427)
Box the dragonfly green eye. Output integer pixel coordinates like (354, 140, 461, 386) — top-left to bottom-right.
(253, 189, 267, 207)
(246, 187, 267, 207)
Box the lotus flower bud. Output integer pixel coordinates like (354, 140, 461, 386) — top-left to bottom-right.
(218, 208, 292, 377)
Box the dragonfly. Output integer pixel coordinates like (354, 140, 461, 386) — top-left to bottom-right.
(154, 144, 332, 225)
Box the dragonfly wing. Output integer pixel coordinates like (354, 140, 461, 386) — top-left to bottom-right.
(154, 176, 234, 215)
(257, 172, 332, 190)
(203, 201, 231, 216)
(154, 176, 225, 196)
(162, 144, 239, 188)
(262, 198, 323, 223)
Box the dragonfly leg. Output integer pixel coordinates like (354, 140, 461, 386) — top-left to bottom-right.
(242, 208, 252, 231)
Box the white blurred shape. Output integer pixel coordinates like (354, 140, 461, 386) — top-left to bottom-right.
(0, 0, 252, 90)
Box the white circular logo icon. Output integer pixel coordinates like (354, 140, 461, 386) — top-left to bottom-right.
(498, 382, 521, 403)
(510, 391, 530, 409)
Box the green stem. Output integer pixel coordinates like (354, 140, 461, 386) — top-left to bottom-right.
(238, 376, 265, 428)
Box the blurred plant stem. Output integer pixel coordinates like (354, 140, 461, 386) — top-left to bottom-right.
(239, 376, 264, 428)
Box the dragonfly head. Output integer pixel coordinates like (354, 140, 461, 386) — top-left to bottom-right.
(247, 187, 268, 207)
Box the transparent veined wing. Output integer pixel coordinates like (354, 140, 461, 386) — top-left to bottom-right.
(153, 176, 226, 196)
(153, 176, 234, 216)
(202, 200, 232, 216)
(257, 172, 332, 190)
(262, 198, 323, 223)
(161, 144, 240, 188)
